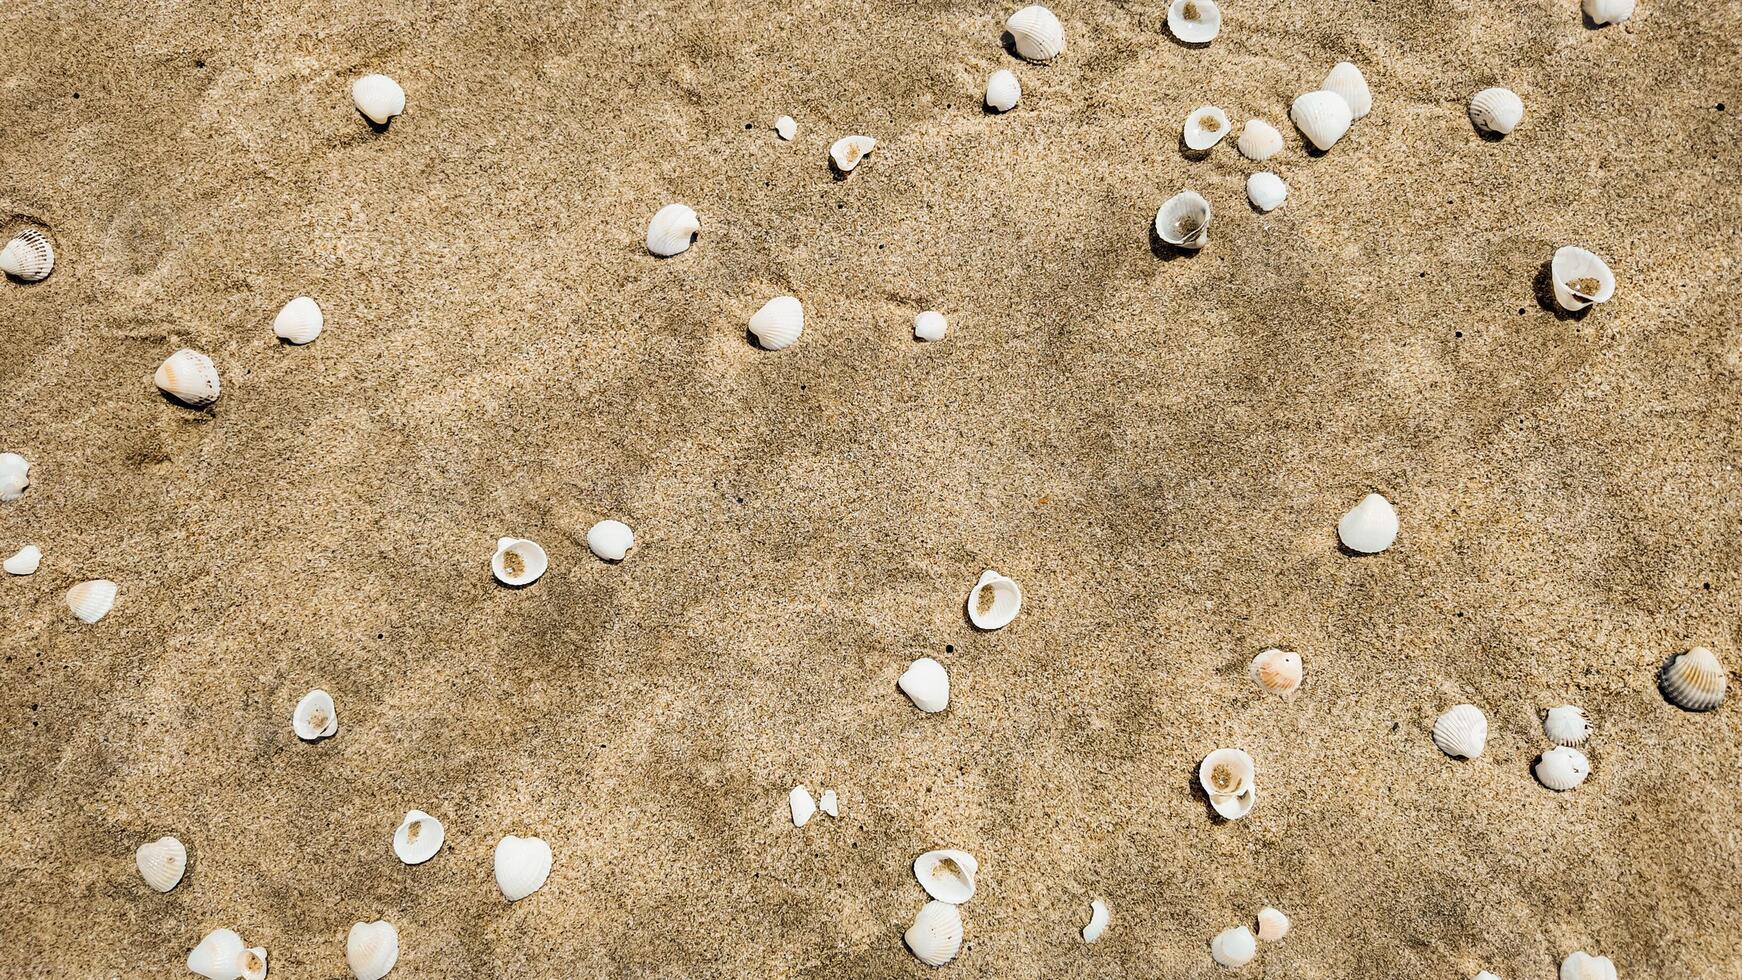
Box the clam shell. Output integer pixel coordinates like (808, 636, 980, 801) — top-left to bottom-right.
(155, 348, 221, 406)
(0, 229, 55, 281)
(586, 519, 635, 561)
(1257, 906, 1290, 941)
(392, 809, 444, 865)
(1183, 105, 1230, 151)
(1534, 746, 1590, 791)
(0, 451, 27, 501)
(346, 921, 399, 980)
(904, 900, 964, 967)
(1166, 0, 1221, 43)
(775, 115, 797, 140)
(352, 74, 405, 125)
(646, 203, 700, 257)
(1338, 492, 1398, 553)
(1561, 951, 1618, 980)
(1082, 899, 1109, 943)
(1290, 90, 1354, 151)
(1249, 648, 1302, 698)
(491, 536, 547, 586)
(1211, 925, 1257, 967)
(1246, 172, 1288, 213)
(749, 295, 804, 350)
(293, 688, 339, 741)
(135, 835, 187, 893)
(1199, 748, 1256, 820)
(985, 70, 1021, 113)
(914, 849, 978, 904)
(66, 579, 117, 624)
(1544, 704, 1593, 746)
(828, 135, 876, 173)
(1660, 646, 1726, 711)
(187, 929, 266, 980)
(1432, 704, 1487, 759)
(4, 544, 41, 575)
(966, 569, 1021, 629)
(1236, 119, 1283, 161)
(1469, 87, 1525, 135)
(1322, 61, 1372, 119)
(899, 657, 950, 713)
(789, 784, 816, 827)
(494, 834, 553, 901)
(1550, 245, 1616, 311)
(273, 296, 324, 344)
(1582, 0, 1634, 24)
(819, 789, 838, 817)
(1154, 191, 1211, 250)
(914, 311, 947, 342)
(1005, 4, 1065, 61)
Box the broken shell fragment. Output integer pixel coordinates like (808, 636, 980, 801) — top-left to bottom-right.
(1257, 906, 1290, 941)
(905, 900, 964, 967)
(1322, 61, 1372, 119)
(1338, 492, 1398, 553)
(586, 519, 635, 561)
(1155, 191, 1211, 250)
(789, 785, 816, 827)
(0, 452, 26, 501)
(1198, 748, 1256, 820)
(136, 835, 187, 893)
(1167, 0, 1221, 43)
(1246, 172, 1288, 212)
(273, 296, 324, 344)
(1249, 648, 1302, 698)
(1211, 925, 1257, 967)
(155, 348, 221, 406)
(914, 849, 978, 905)
(5, 544, 40, 575)
(646, 203, 700, 257)
(1469, 87, 1525, 135)
(187, 929, 266, 980)
(1550, 245, 1616, 311)
(1290, 90, 1354, 151)
(914, 310, 947, 342)
(1183, 105, 1230, 151)
(1535, 746, 1590, 791)
(966, 569, 1021, 630)
(1005, 4, 1065, 61)
(1236, 119, 1284, 161)
(775, 115, 797, 140)
(346, 920, 399, 980)
(828, 135, 877, 173)
(66, 579, 117, 624)
(392, 809, 444, 865)
(1561, 951, 1618, 980)
(819, 789, 838, 817)
(491, 536, 547, 586)
(1582, 0, 1634, 25)
(352, 74, 405, 125)
(1432, 704, 1487, 759)
(0, 229, 55, 281)
(494, 834, 552, 901)
(1660, 646, 1726, 711)
(293, 688, 339, 741)
(1544, 705, 1593, 746)
(985, 70, 1021, 113)
(900, 657, 950, 713)
(1082, 899, 1109, 943)
(748, 295, 804, 350)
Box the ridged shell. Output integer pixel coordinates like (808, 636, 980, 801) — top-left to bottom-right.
(0, 229, 55, 281)
(1246, 172, 1288, 213)
(828, 135, 876, 173)
(66, 579, 117, 624)
(1535, 746, 1590, 791)
(352, 74, 405, 125)
(914, 849, 978, 904)
(1550, 245, 1615, 311)
(155, 348, 221, 406)
(1432, 704, 1487, 759)
(187, 929, 266, 980)
(1290, 90, 1354, 151)
(904, 900, 964, 967)
(1249, 648, 1302, 697)
(135, 835, 187, 893)
(900, 657, 950, 713)
(1166, 0, 1221, 44)
(1469, 87, 1525, 135)
(749, 295, 804, 350)
(914, 311, 947, 342)
(1257, 906, 1290, 941)
(494, 834, 553, 901)
(491, 536, 547, 586)
(1211, 925, 1257, 967)
(1660, 646, 1726, 711)
(1236, 119, 1283, 161)
(1154, 191, 1211, 250)
(4, 544, 41, 575)
(789, 785, 816, 827)
(347, 921, 399, 980)
(985, 70, 1021, 113)
(775, 115, 797, 140)
(273, 296, 323, 344)
(966, 569, 1021, 629)
(1199, 748, 1256, 820)
(293, 688, 339, 741)
(1082, 900, 1109, 943)
(1338, 492, 1398, 553)
(645, 203, 700, 257)
(1322, 62, 1372, 119)
(1561, 951, 1618, 980)
(586, 519, 635, 561)
(1005, 5, 1065, 61)
(393, 809, 444, 864)
(1544, 704, 1593, 746)
(1183, 105, 1230, 151)
(0, 451, 26, 501)
(1582, 0, 1634, 25)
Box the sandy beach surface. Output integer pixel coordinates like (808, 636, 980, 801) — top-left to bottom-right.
(2, 0, 1739, 976)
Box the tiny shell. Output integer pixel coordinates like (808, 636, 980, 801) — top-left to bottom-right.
(1167, 0, 1221, 43)
(1561, 951, 1618, 980)
(1432, 704, 1487, 759)
(914, 849, 978, 904)
(1236, 119, 1283, 161)
(985, 70, 1021, 113)
(749, 295, 804, 350)
(1550, 246, 1616, 311)
(966, 569, 1021, 629)
(1257, 906, 1290, 941)
(586, 519, 635, 561)
(904, 900, 964, 967)
(1199, 748, 1256, 820)
(1082, 899, 1109, 943)
(646, 203, 700, 257)
(66, 579, 117, 624)
(1582, 0, 1634, 25)
(0, 451, 26, 501)
(352, 74, 405, 125)
(914, 311, 947, 342)
(1249, 648, 1302, 698)
(0, 228, 54, 281)
(900, 657, 950, 713)
(273, 296, 324, 344)
(1183, 105, 1230, 151)
(136, 835, 187, 893)
(1544, 705, 1593, 746)
(1005, 4, 1065, 61)
(187, 929, 266, 980)
(155, 348, 221, 406)
(1290, 90, 1354, 151)
(1322, 61, 1372, 119)
(789, 785, 816, 827)
(1211, 925, 1257, 967)
(819, 789, 839, 817)
(346, 920, 399, 980)
(1475, 973, 1502, 980)
(828, 135, 877, 173)
(293, 688, 339, 741)
(392, 809, 444, 865)
(1338, 492, 1398, 553)
(491, 536, 547, 586)
(494, 834, 553, 901)
(1534, 746, 1590, 791)
(1155, 191, 1211, 250)
(4, 544, 41, 575)
(1659, 646, 1725, 711)
(1469, 87, 1525, 136)
(775, 115, 797, 140)
(1246, 172, 1288, 213)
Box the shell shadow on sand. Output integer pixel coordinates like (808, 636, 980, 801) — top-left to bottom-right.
(1532, 259, 1594, 321)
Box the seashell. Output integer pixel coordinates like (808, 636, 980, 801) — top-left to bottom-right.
(1469, 87, 1525, 136)
(904, 900, 964, 967)
(1660, 646, 1726, 711)
(494, 834, 552, 901)
(1167, 0, 1221, 43)
(775, 115, 797, 140)
(914, 311, 947, 342)
(135, 835, 186, 892)
(586, 519, 635, 561)
(1257, 906, 1290, 941)
(352, 74, 405, 125)
(66, 579, 117, 624)
(1246, 172, 1288, 213)
(1082, 899, 1109, 943)
(966, 569, 1021, 629)
(1535, 746, 1590, 791)
(0, 228, 55, 281)
(1210, 925, 1257, 967)
(1582, 0, 1634, 25)
(1005, 5, 1065, 61)
(646, 203, 700, 257)
(4, 544, 41, 575)
(491, 536, 547, 586)
(187, 929, 266, 980)
(1544, 705, 1593, 746)
(789, 785, 816, 827)
(819, 789, 838, 817)
(1198, 748, 1256, 820)
(273, 296, 323, 344)
(748, 295, 804, 350)
(392, 809, 444, 865)
(1561, 951, 1618, 980)
(1432, 704, 1487, 759)
(1249, 648, 1302, 698)
(828, 135, 877, 173)
(347, 921, 398, 980)
(1550, 246, 1616, 311)
(1154, 191, 1211, 251)
(293, 688, 339, 741)
(1475, 972, 1502, 980)
(0, 451, 27, 501)
(1290, 90, 1354, 151)
(1183, 105, 1230, 151)
(985, 70, 1021, 113)
(1322, 61, 1372, 119)
(1236, 119, 1283, 161)
(900, 657, 950, 713)
(1338, 492, 1398, 553)
(914, 849, 977, 905)
(155, 348, 221, 406)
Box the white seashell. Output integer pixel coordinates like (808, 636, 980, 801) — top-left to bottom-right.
(914, 311, 947, 342)
(748, 295, 804, 350)
(491, 536, 547, 586)
(1257, 906, 1290, 941)
(586, 519, 635, 561)
(1544, 705, 1593, 746)
(1210, 925, 1257, 967)
(1475, 973, 1502, 980)
(1660, 646, 1726, 711)
(494, 834, 553, 901)
(155, 348, 221, 406)
(1582, 0, 1634, 24)
(352, 74, 405, 125)
(66, 579, 117, 624)
(1322, 62, 1372, 119)
(1246, 172, 1288, 213)
(904, 900, 964, 967)
(293, 688, 339, 741)
(1290, 90, 1354, 151)
(900, 657, 950, 713)
(1005, 4, 1065, 61)
(1550, 246, 1616, 311)
(1154, 191, 1211, 250)
(135, 835, 186, 893)
(1236, 119, 1283, 161)
(1338, 492, 1398, 553)
(775, 115, 797, 140)
(1432, 704, 1487, 759)
(1249, 648, 1302, 698)
(392, 809, 444, 865)
(1561, 951, 1618, 980)
(1469, 87, 1525, 136)
(187, 929, 266, 980)
(914, 849, 978, 904)
(985, 70, 1021, 113)
(1535, 746, 1591, 791)
(819, 789, 838, 817)
(966, 568, 1021, 629)
(1198, 748, 1256, 820)
(828, 135, 877, 173)
(1166, 0, 1221, 43)
(4, 544, 41, 575)
(0, 229, 55, 281)
(645, 203, 700, 257)
(1082, 899, 1109, 943)
(789, 785, 816, 827)
(1183, 105, 1230, 151)
(346, 921, 398, 980)
(0, 451, 26, 501)
(273, 296, 324, 344)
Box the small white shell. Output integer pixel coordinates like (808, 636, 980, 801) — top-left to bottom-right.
(1210, 925, 1257, 967)
(775, 115, 797, 140)
(1544, 705, 1593, 746)
(135, 835, 187, 893)
(829, 135, 877, 173)
(914, 311, 947, 342)
(646, 203, 700, 257)
(1005, 4, 1065, 61)
(1322, 61, 1372, 119)
(1183, 105, 1230, 151)
(491, 536, 547, 586)
(966, 569, 1021, 630)
(155, 348, 221, 406)
(273, 296, 324, 344)
(1433, 704, 1487, 759)
(352, 74, 405, 125)
(1469, 87, 1525, 136)
(1290, 90, 1354, 151)
(187, 929, 266, 980)
(1660, 646, 1726, 711)
(819, 789, 838, 817)
(1338, 492, 1398, 553)
(494, 834, 552, 901)
(0, 229, 55, 281)
(1199, 748, 1256, 820)
(1561, 951, 1618, 980)
(900, 657, 950, 713)
(1535, 746, 1591, 791)
(789, 785, 816, 827)
(5, 544, 41, 575)
(749, 295, 804, 350)
(904, 900, 964, 967)
(1582, 0, 1634, 25)
(1550, 246, 1616, 311)
(66, 579, 117, 624)
(586, 519, 635, 561)
(1249, 648, 1302, 698)
(1154, 191, 1211, 250)
(1257, 906, 1290, 941)
(1082, 899, 1109, 943)
(346, 920, 399, 980)
(1236, 119, 1284, 161)
(1167, 0, 1221, 43)
(1475, 972, 1502, 980)
(293, 688, 339, 741)
(1246, 172, 1288, 213)
(914, 849, 978, 904)
(0, 451, 26, 501)
(985, 70, 1021, 113)
(392, 809, 444, 864)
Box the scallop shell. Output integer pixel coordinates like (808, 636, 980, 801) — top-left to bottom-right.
(1432, 704, 1487, 759)
(0, 451, 27, 501)
(985, 70, 1021, 113)
(1660, 646, 1726, 711)
(66, 579, 117, 624)
(1257, 906, 1290, 941)
(1322, 61, 1372, 119)
(1166, 0, 1221, 43)
(494, 834, 553, 901)
(1582, 0, 1634, 24)
(1154, 191, 1211, 250)
(1183, 105, 1230, 151)
(135, 835, 187, 893)
(775, 115, 797, 140)
(155, 348, 221, 406)
(1211, 925, 1257, 967)
(392, 809, 444, 865)
(491, 536, 547, 586)
(1469, 87, 1525, 135)
(1550, 246, 1616, 311)
(293, 688, 339, 741)
(1249, 648, 1302, 698)
(1561, 951, 1618, 980)
(914, 849, 978, 904)
(586, 519, 635, 561)
(1199, 748, 1256, 820)
(4, 544, 41, 575)
(1236, 119, 1284, 161)
(1290, 90, 1354, 151)
(352, 74, 405, 125)
(914, 311, 947, 342)
(1534, 746, 1590, 791)
(904, 900, 964, 967)
(646, 203, 700, 257)
(828, 135, 876, 173)
(1005, 4, 1065, 61)
(966, 569, 1021, 630)
(1544, 704, 1592, 746)
(749, 295, 804, 350)
(819, 789, 838, 817)
(0, 229, 55, 281)
(187, 929, 266, 980)
(899, 657, 950, 713)
(1246, 172, 1288, 213)
(273, 296, 324, 344)
(346, 921, 398, 980)
(1082, 900, 1109, 943)
(789, 785, 816, 827)
(1338, 492, 1398, 553)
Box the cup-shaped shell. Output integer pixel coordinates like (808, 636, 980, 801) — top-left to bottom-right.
(900, 657, 950, 713)
(352, 74, 405, 124)
(1432, 704, 1487, 759)
(136, 835, 187, 892)
(494, 834, 552, 901)
(1544, 704, 1593, 746)
(294, 688, 339, 741)
(1199, 748, 1256, 819)
(1550, 246, 1615, 311)
(492, 536, 547, 586)
(904, 900, 964, 967)
(789, 785, 816, 827)
(1257, 906, 1290, 941)
(1660, 646, 1726, 711)
(1534, 746, 1590, 791)
(1211, 925, 1257, 967)
(775, 115, 797, 140)
(273, 296, 324, 344)
(1469, 87, 1524, 135)
(1561, 951, 1618, 980)
(66, 579, 117, 624)
(914, 849, 978, 904)
(0, 451, 27, 501)
(1322, 61, 1372, 119)
(914, 311, 947, 342)
(1582, 0, 1634, 24)
(1167, 0, 1221, 43)
(1082, 900, 1109, 943)
(1183, 105, 1230, 150)
(828, 135, 876, 173)
(187, 929, 266, 980)
(1246, 172, 1288, 213)
(586, 519, 634, 561)
(346, 921, 399, 980)
(749, 295, 804, 350)
(5, 544, 41, 575)
(985, 70, 1021, 113)
(1005, 4, 1064, 61)
(0, 229, 55, 281)
(393, 809, 444, 864)
(1249, 648, 1302, 697)
(1155, 191, 1211, 250)
(966, 569, 1021, 629)
(646, 203, 700, 257)
(1236, 119, 1283, 161)
(1338, 492, 1398, 553)
(155, 348, 221, 406)
(1290, 90, 1353, 151)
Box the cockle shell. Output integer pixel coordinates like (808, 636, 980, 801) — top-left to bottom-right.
(1005, 4, 1065, 61)
(1433, 704, 1487, 759)
(494, 834, 552, 901)
(0, 452, 27, 501)
(273, 296, 324, 344)
(1210, 925, 1257, 967)
(187, 929, 266, 980)
(66, 579, 117, 624)
(819, 789, 838, 817)
(352, 74, 405, 125)
(1236, 119, 1284, 161)
(1155, 191, 1211, 250)
(914, 311, 947, 341)
(966, 569, 1021, 629)
(985, 70, 1021, 113)
(1544, 705, 1593, 746)
(1249, 648, 1302, 698)
(1183, 105, 1230, 151)
(1660, 646, 1725, 711)
(775, 115, 797, 140)
(1082, 900, 1109, 943)
(905, 900, 964, 967)
(1338, 492, 1398, 553)
(1199, 748, 1256, 820)
(1582, 0, 1634, 24)
(914, 849, 978, 904)
(1246, 172, 1288, 213)
(1290, 90, 1354, 151)
(646, 203, 700, 257)
(136, 835, 187, 892)
(1535, 746, 1590, 791)
(0, 229, 55, 281)
(392, 809, 444, 865)
(5, 544, 41, 575)
(346, 921, 398, 980)
(1167, 0, 1221, 43)
(828, 135, 877, 173)
(293, 688, 339, 741)
(749, 295, 804, 350)
(900, 657, 950, 713)
(155, 348, 221, 406)
(1561, 951, 1618, 980)
(789, 785, 816, 827)
(1322, 62, 1372, 119)
(1469, 87, 1525, 135)
(1550, 246, 1616, 311)
(586, 519, 635, 561)
(1257, 906, 1290, 941)
(491, 536, 547, 586)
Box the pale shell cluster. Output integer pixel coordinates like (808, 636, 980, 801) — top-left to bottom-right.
(788, 784, 842, 826)
(1211, 906, 1289, 968)
(904, 847, 978, 967)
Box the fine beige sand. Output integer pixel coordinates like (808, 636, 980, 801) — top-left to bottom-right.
(2, 0, 1740, 977)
